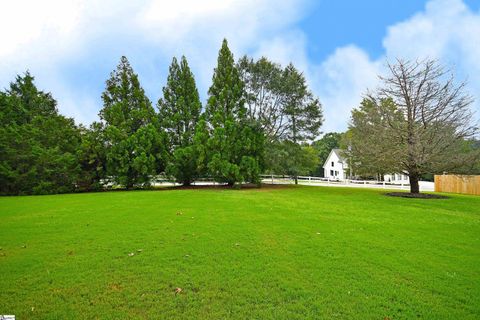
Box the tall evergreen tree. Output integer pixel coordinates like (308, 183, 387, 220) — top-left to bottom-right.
(77, 122, 107, 191)
(0, 73, 81, 195)
(282, 63, 323, 183)
(158, 56, 202, 185)
(203, 39, 264, 186)
(100, 56, 164, 188)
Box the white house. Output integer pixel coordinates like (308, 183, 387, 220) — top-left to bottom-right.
(323, 148, 410, 183)
(384, 173, 409, 184)
(323, 149, 349, 180)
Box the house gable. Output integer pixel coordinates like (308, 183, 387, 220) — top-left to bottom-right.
(323, 149, 347, 169)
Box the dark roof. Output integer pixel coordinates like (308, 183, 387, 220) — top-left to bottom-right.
(331, 149, 346, 162)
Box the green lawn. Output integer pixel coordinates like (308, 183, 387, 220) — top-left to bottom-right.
(1, 186, 479, 319)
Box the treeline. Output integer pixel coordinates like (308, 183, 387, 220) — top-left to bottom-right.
(0, 39, 323, 195)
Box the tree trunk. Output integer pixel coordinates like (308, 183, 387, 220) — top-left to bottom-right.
(294, 175, 298, 185)
(126, 180, 134, 190)
(409, 173, 420, 194)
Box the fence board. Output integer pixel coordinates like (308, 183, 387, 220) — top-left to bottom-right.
(434, 175, 480, 196)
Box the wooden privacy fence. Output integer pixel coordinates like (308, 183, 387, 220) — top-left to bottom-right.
(434, 175, 480, 196)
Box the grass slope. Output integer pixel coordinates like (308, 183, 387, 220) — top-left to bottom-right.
(0, 186, 479, 319)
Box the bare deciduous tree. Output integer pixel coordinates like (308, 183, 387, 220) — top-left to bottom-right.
(349, 59, 478, 194)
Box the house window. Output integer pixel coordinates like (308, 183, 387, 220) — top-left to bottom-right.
(330, 170, 334, 176)
(331, 161, 334, 167)
(335, 171, 338, 176)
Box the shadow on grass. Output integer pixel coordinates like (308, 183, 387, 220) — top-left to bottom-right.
(385, 192, 449, 199)
(152, 183, 294, 192)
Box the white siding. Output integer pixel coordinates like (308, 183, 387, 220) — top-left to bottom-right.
(384, 173, 409, 184)
(323, 151, 347, 180)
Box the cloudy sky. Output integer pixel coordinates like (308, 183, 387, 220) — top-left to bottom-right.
(1, 0, 479, 134)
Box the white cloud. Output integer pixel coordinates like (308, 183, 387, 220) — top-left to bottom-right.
(312, 0, 480, 133)
(315, 46, 381, 133)
(0, 0, 82, 58)
(383, 0, 480, 120)
(136, 0, 306, 47)
(0, 0, 310, 125)
(135, 0, 310, 104)
(253, 31, 309, 70)
(0, 0, 479, 135)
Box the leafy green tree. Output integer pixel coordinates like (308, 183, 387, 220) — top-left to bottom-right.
(443, 138, 480, 175)
(238, 56, 285, 141)
(282, 64, 323, 142)
(0, 73, 81, 195)
(343, 98, 403, 181)
(282, 64, 323, 183)
(265, 141, 318, 176)
(100, 56, 164, 188)
(192, 116, 210, 178)
(158, 56, 202, 185)
(204, 39, 264, 186)
(77, 122, 107, 191)
(312, 132, 342, 176)
(238, 57, 323, 181)
(346, 98, 402, 179)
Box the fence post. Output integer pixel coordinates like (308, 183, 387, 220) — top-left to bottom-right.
(383, 181, 385, 189)
(271, 174, 274, 185)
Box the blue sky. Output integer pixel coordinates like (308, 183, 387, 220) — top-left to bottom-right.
(302, 0, 480, 62)
(1, 0, 480, 134)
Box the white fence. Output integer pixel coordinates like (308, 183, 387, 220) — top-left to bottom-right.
(260, 174, 436, 191)
(118, 174, 433, 192)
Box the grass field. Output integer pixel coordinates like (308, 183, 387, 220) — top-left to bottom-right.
(1, 186, 479, 319)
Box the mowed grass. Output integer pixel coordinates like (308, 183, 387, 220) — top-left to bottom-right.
(0, 186, 479, 319)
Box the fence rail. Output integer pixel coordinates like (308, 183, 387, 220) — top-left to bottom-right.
(126, 174, 436, 192)
(434, 175, 480, 196)
(260, 174, 411, 190)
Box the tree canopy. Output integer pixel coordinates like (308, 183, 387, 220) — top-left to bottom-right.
(5, 41, 477, 196)
(158, 56, 202, 185)
(100, 56, 164, 189)
(0, 73, 81, 195)
(347, 59, 479, 193)
(202, 39, 264, 186)
(238, 56, 323, 182)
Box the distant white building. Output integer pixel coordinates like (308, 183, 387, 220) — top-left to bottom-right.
(323, 148, 410, 183)
(323, 149, 349, 180)
(383, 173, 409, 184)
